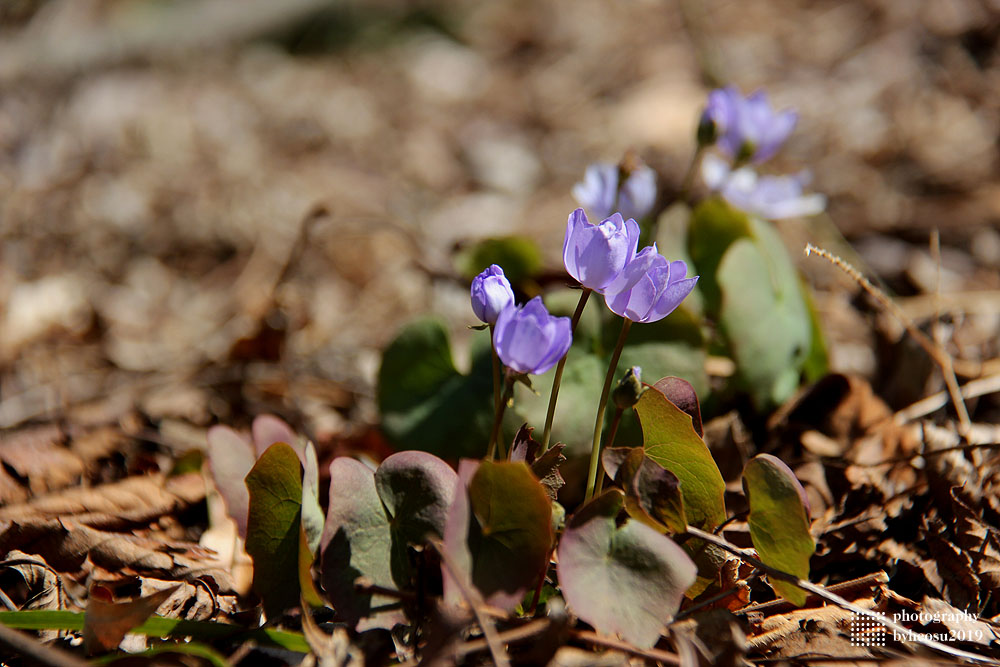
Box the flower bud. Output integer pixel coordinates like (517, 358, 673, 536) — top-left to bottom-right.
(470, 264, 515, 325)
(493, 297, 572, 375)
(612, 366, 646, 410)
(696, 111, 718, 148)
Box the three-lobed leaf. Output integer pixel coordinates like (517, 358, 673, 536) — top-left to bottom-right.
(245, 443, 305, 620)
(557, 490, 697, 648)
(743, 454, 815, 606)
(320, 451, 456, 629)
(603, 447, 687, 535)
(635, 386, 726, 530)
(442, 460, 552, 611)
(378, 318, 495, 459)
(205, 425, 256, 538)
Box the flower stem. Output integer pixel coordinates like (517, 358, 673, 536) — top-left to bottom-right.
(486, 373, 515, 461)
(593, 405, 625, 495)
(585, 318, 632, 501)
(679, 144, 706, 205)
(489, 324, 501, 415)
(540, 288, 592, 452)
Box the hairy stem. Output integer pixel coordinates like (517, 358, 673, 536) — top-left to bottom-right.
(486, 375, 515, 461)
(540, 288, 592, 451)
(585, 318, 632, 501)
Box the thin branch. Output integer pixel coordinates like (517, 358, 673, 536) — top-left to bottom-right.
(570, 629, 682, 665)
(0, 622, 91, 667)
(896, 373, 1000, 424)
(684, 526, 999, 665)
(805, 244, 971, 436)
(428, 539, 511, 667)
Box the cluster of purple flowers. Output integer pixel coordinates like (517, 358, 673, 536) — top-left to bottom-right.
(699, 86, 824, 220)
(471, 208, 698, 375)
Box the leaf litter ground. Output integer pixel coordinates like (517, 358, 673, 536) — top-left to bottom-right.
(2, 0, 1000, 664)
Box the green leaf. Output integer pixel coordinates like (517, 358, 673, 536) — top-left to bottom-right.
(513, 346, 605, 458)
(443, 460, 552, 610)
(96, 642, 229, 667)
(743, 454, 815, 606)
(635, 387, 726, 530)
(245, 443, 305, 620)
(557, 490, 697, 648)
(514, 308, 708, 459)
(717, 218, 812, 410)
(603, 447, 688, 535)
(615, 307, 708, 398)
(687, 197, 754, 314)
(377, 318, 495, 459)
(0, 610, 309, 653)
(457, 236, 543, 285)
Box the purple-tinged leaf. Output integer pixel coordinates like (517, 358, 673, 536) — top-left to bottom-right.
(651, 376, 703, 437)
(601, 446, 634, 481)
(636, 388, 726, 530)
(557, 490, 696, 648)
(245, 443, 304, 620)
(300, 441, 324, 555)
(509, 425, 566, 499)
(374, 450, 457, 549)
(509, 423, 540, 463)
(531, 443, 566, 501)
(442, 460, 552, 611)
(604, 447, 687, 534)
(252, 414, 301, 460)
(320, 451, 456, 630)
(742, 454, 815, 606)
(205, 425, 256, 538)
(319, 457, 400, 630)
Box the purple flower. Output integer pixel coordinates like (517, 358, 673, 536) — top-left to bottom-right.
(603, 246, 699, 323)
(471, 264, 515, 325)
(572, 163, 657, 222)
(701, 86, 797, 164)
(494, 297, 572, 375)
(701, 154, 826, 220)
(563, 209, 641, 292)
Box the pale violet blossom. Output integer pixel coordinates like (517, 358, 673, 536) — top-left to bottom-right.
(701, 154, 825, 220)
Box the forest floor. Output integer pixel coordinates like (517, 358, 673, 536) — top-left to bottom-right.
(1, 0, 1000, 664)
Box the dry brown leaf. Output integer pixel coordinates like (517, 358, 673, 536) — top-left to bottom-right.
(83, 583, 180, 655)
(748, 599, 878, 656)
(0, 424, 83, 495)
(920, 597, 999, 647)
(0, 472, 204, 530)
(923, 517, 981, 611)
(2, 549, 64, 611)
(0, 518, 235, 593)
(140, 577, 237, 621)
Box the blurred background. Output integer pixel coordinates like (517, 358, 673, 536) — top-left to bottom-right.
(2, 0, 999, 448)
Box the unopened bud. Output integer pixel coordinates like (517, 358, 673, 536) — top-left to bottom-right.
(612, 366, 645, 410)
(696, 112, 718, 147)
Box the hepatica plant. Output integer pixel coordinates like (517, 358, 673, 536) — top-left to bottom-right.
(204, 82, 826, 655)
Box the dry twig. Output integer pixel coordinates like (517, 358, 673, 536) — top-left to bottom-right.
(805, 244, 972, 436)
(685, 526, 999, 665)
